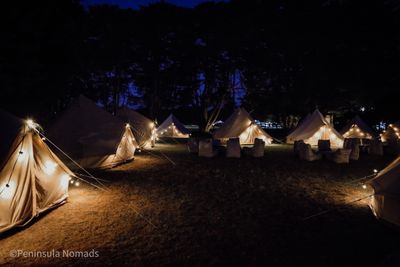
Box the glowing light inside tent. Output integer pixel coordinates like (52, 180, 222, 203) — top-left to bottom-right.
(362, 184, 367, 189)
(60, 174, 70, 188)
(75, 181, 80, 187)
(0, 180, 16, 200)
(343, 125, 370, 139)
(44, 160, 58, 175)
(381, 123, 400, 141)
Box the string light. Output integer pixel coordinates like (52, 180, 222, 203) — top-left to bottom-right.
(26, 119, 36, 129)
(16, 150, 26, 162)
(0, 181, 16, 200)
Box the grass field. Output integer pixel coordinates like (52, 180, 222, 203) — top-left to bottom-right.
(1, 144, 399, 266)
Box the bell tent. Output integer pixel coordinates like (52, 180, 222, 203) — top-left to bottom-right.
(213, 108, 273, 145)
(286, 109, 344, 148)
(156, 114, 190, 138)
(340, 115, 376, 140)
(47, 95, 138, 169)
(116, 107, 156, 147)
(368, 156, 400, 226)
(0, 110, 72, 234)
(380, 121, 400, 143)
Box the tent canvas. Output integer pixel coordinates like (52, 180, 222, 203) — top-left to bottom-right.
(0, 112, 72, 234)
(47, 95, 137, 169)
(340, 115, 376, 139)
(381, 121, 400, 143)
(213, 108, 273, 145)
(368, 156, 400, 226)
(286, 109, 344, 148)
(286, 113, 311, 137)
(156, 114, 190, 138)
(116, 107, 155, 148)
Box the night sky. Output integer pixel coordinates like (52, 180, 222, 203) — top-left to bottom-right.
(83, 0, 222, 9)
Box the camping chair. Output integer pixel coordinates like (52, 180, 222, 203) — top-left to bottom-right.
(252, 138, 265, 157)
(368, 139, 383, 156)
(294, 140, 305, 155)
(243, 138, 265, 157)
(349, 143, 360, 160)
(187, 137, 199, 153)
(328, 149, 352, 164)
(344, 138, 360, 160)
(299, 144, 322, 161)
(318, 140, 331, 152)
(198, 138, 218, 157)
(226, 138, 241, 158)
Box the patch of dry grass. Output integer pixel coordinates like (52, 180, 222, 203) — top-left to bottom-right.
(1, 144, 399, 266)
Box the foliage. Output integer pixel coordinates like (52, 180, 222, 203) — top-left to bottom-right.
(0, 0, 399, 128)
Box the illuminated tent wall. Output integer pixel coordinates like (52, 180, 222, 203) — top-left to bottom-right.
(213, 108, 273, 145)
(0, 111, 72, 234)
(368, 156, 400, 226)
(286, 113, 311, 137)
(156, 114, 190, 138)
(116, 107, 156, 147)
(47, 95, 137, 169)
(340, 115, 376, 140)
(286, 109, 344, 148)
(380, 121, 400, 143)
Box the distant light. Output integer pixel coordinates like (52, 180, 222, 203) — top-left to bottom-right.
(360, 107, 366, 112)
(373, 169, 378, 173)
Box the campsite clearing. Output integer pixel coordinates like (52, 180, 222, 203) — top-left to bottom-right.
(1, 144, 399, 266)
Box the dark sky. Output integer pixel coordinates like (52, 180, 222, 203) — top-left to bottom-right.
(83, 0, 222, 9)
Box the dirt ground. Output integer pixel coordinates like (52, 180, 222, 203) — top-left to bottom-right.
(1, 144, 400, 266)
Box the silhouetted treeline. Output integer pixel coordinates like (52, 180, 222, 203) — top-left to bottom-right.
(1, 0, 399, 129)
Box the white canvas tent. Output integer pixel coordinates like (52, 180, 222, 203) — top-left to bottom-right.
(368, 156, 400, 226)
(340, 115, 375, 140)
(47, 95, 138, 169)
(213, 108, 273, 145)
(380, 121, 400, 143)
(116, 107, 156, 148)
(156, 114, 190, 138)
(286, 109, 344, 148)
(0, 110, 72, 234)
